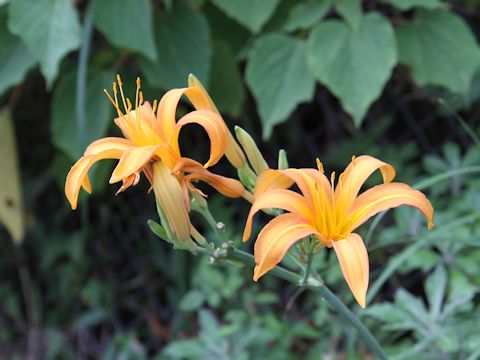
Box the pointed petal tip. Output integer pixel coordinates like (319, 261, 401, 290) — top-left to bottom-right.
(253, 266, 262, 281)
(109, 174, 119, 184)
(356, 294, 366, 309)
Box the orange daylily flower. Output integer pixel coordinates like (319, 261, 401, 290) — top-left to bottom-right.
(243, 155, 434, 308)
(65, 75, 249, 241)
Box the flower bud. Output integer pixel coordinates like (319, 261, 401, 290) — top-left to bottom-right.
(235, 126, 269, 175)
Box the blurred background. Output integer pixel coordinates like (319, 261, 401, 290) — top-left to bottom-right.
(1, 0, 480, 358)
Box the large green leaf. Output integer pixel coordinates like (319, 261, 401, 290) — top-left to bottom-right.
(381, 0, 445, 10)
(51, 69, 113, 159)
(396, 10, 480, 96)
(210, 0, 279, 33)
(283, 0, 332, 32)
(8, 0, 81, 87)
(307, 14, 397, 126)
(0, 108, 24, 243)
(335, 0, 362, 29)
(91, 0, 157, 61)
(0, 9, 36, 95)
(246, 33, 315, 139)
(140, 1, 211, 89)
(208, 41, 245, 117)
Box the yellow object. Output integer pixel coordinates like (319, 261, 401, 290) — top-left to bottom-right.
(243, 155, 434, 308)
(65, 75, 247, 241)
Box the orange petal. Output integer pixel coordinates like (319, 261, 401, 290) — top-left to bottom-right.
(110, 145, 159, 183)
(172, 110, 228, 168)
(82, 175, 92, 193)
(186, 75, 219, 112)
(176, 158, 247, 199)
(243, 189, 313, 241)
(65, 149, 123, 210)
(114, 103, 161, 145)
(332, 233, 369, 308)
(335, 155, 396, 209)
(278, 168, 330, 218)
(152, 161, 191, 241)
(349, 182, 434, 231)
(115, 172, 141, 195)
(253, 213, 318, 281)
(84, 137, 132, 156)
(253, 169, 294, 198)
(156, 88, 186, 141)
(187, 74, 246, 169)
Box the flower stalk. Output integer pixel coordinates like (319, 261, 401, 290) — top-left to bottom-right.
(199, 242, 387, 360)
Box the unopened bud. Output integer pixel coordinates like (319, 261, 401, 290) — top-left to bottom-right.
(235, 126, 269, 175)
(278, 149, 289, 170)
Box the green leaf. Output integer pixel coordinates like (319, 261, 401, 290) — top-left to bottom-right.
(396, 10, 480, 95)
(425, 265, 447, 319)
(246, 33, 315, 139)
(307, 14, 397, 126)
(335, 0, 362, 29)
(380, 0, 445, 10)
(51, 69, 113, 159)
(209, 41, 244, 117)
(179, 289, 205, 311)
(0, 9, 36, 95)
(8, 0, 81, 87)
(140, 0, 211, 89)
(91, 0, 157, 61)
(210, 0, 279, 33)
(283, 0, 332, 32)
(0, 108, 24, 243)
(147, 219, 170, 243)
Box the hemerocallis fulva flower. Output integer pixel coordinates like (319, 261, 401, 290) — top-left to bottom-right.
(65, 75, 249, 241)
(243, 155, 434, 308)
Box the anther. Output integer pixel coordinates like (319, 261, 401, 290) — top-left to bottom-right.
(316, 158, 324, 173)
(116, 74, 123, 86)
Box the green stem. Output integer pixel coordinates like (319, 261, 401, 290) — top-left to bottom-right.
(210, 246, 387, 359)
(301, 253, 314, 285)
(76, 5, 93, 135)
(307, 285, 387, 360)
(200, 207, 224, 244)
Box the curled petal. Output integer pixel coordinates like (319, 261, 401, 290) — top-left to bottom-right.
(243, 189, 313, 241)
(152, 161, 191, 241)
(335, 155, 396, 209)
(172, 110, 228, 168)
(110, 145, 159, 184)
(253, 169, 294, 198)
(349, 182, 434, 231)
(65, 149, 123, 210)
(253, 213, 318, 281)
(115, 172, 141, 195)
(82, 175, 92, 193)
(187, 74, 246, 169)
(156, 88, 186, 140)
(332, 233, 369, 308)
(176, 158, 248, 199)
(84, 137, 132, 156)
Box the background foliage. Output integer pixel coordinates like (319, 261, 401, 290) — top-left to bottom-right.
(1, 0, 480, 358)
